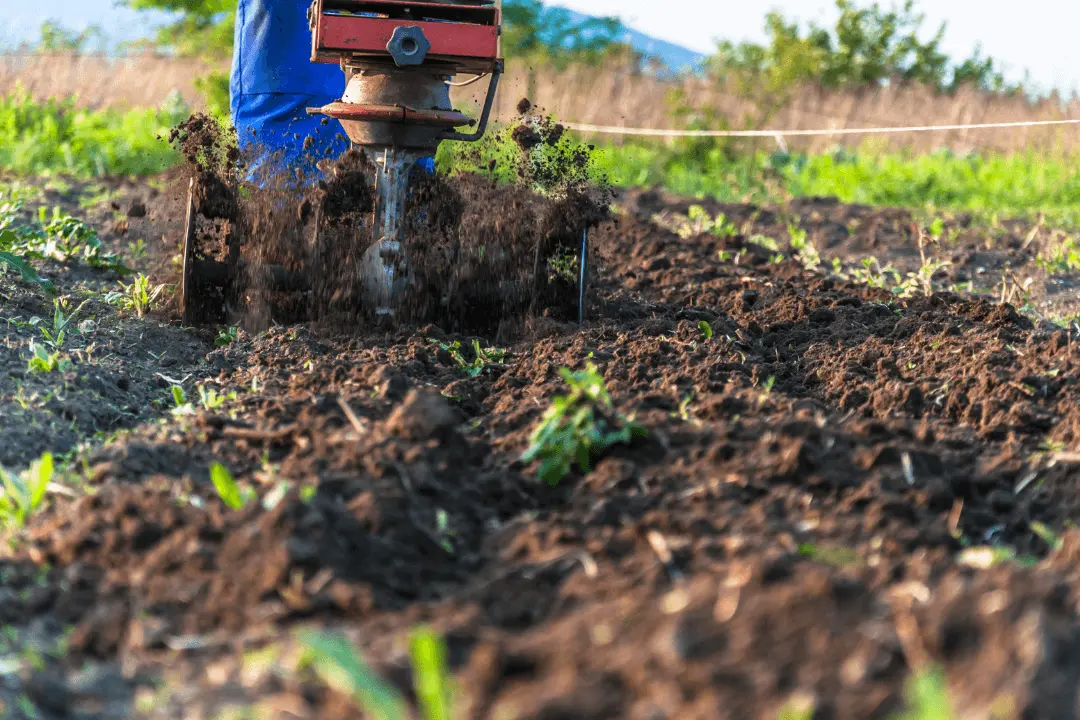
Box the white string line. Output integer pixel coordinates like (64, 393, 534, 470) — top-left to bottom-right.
(561, 118, 1080, 138)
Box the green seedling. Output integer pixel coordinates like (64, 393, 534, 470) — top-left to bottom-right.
(788, 224, 821, 271)
(170, 385, 196, 416)
(38, 297, 90, 349)
(895, 666, 953, 720)
(199, 385, 230, 410)
(409, 626, 453, 720)
(296, 629, 407, 720)
(521, 362, 647, 486)
(698, 320, 713, 340)
(37, 206, 124, 269)
(748, 234, 781, 253)
(209, 462, 252, 510)
(106, 273, 166, 317)
(295, 626, 454, 720)
(429, 339, 507, 377)
(0, 452, 54, 528)
(26, 340, 71, 374)
(0, 230, 55, 295)
(216, 326, 240, 347)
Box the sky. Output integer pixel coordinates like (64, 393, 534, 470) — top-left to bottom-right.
(4, 0, 1079, 94)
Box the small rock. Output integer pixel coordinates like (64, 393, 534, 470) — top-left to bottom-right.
(384, 389, 458, 441)
(369, 366, 408, 401)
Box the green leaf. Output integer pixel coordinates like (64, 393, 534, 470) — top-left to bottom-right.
(29, 453, 53, 512)
(295, 629, 405, 720)
(0, 250, 55, 295)
(171, 385, 186, 407)
(698, 320, 713, 340)
(409, 627, 452, 720)
(209, 462, 246, 510)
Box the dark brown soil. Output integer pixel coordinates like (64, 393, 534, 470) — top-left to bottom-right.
(10, 153, 1080, 718)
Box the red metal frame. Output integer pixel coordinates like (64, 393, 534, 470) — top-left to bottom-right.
(311, 0, 501, 72)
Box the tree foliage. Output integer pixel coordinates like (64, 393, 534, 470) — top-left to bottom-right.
(37, 21, 107, 53)
(121, 0, 236, 60)
(502, 0, 635, 66)
(710, 0, 1015, 95)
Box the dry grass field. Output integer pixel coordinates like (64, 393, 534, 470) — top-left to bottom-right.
(5, 53, 1080, 153)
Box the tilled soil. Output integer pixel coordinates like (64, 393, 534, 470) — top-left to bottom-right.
(7, 173, 1080, 719)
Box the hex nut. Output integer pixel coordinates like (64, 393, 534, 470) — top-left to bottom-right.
(387, 26, 431, 67)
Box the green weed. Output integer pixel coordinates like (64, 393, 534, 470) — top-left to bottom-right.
(521, 362, 647, 486)
(656, 205, 739, 239)
(295, 626, 453, 720)
(429, 339, 507, 377)
(849, 257, 901, 289)
(788, 224, 821, 271)
(1037, 235, 1080, 275)
(0, 86, 186, 177)
(0, 196, 124, 291)
(0, 229, 55, 295)
(209, 462, 252, 510)
(36, 297, 89, 349)
(199, 385, 231, 410)
(26, 341, 71, 374)
(216, 326, 240, 347)
(409, 627, 453, 720)
(295, 629, 407, 720)
(106, 274, 166, 317)
(0, 452, 54, 528)
(698, 320, 714, 340)
(895, 666, 954, 720)
(33, 205, 124, 269)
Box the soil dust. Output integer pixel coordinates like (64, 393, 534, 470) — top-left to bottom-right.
(170, 103, 610, 338)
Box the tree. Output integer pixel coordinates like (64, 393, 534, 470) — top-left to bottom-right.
(502, 0, 635, 66)
(37, 20, 106, 53)
(121, 0, 236, 60)
(709, 0, 1014, 94)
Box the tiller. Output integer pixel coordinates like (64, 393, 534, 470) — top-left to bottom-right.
(180, 0, 504, 324)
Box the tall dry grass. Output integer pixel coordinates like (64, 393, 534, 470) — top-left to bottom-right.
(6, 53, 1080, 155)
(0, 53, 212, 110)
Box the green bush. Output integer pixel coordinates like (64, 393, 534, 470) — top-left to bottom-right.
(0, 87, 187, 177)
(195, 70, 232, 120)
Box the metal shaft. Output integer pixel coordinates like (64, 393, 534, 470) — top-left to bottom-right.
(579, 228, 588, 324)
(363, 147, 423, 315)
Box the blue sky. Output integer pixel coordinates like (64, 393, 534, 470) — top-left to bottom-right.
(6, 1, 1079, 93)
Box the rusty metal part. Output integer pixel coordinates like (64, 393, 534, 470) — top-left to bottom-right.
(306, 103, 471, 127)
